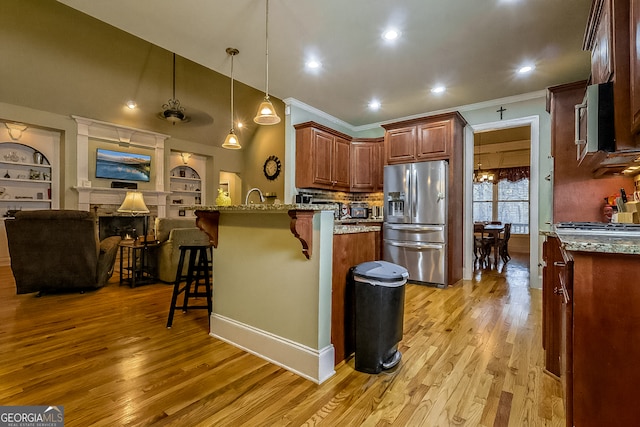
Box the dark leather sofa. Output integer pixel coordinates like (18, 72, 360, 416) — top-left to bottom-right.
(5, 210, 121, 295)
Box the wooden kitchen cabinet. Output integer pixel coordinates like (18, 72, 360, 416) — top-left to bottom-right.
(331, 230, 381, 365)
(588, 0, 613, 85)
(350, 138, 383, 192)
(543, 240, 640, 427)
(295, 122, 351, 191)
(630, 0, 640, 134)
(417, 119, 450, 159)
(584, 0, 635, 150)
(384, 126, 416, 164)
(542, 235, 563, 377)
(547, 82, 631, 221)
(382, 112, 465, 165)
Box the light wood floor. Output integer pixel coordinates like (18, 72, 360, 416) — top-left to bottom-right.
(0, 253, 564, 426)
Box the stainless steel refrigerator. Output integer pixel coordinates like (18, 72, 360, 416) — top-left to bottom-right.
(383, 160, 447, 287)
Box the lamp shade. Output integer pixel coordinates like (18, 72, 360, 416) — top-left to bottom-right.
(253, 98, 280, 125)
(118, 191, 149, 215)
(222, 130, 241, 149)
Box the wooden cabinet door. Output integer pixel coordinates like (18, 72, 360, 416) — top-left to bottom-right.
(631, 0, 640, 133)
(350, 141, 375, 192)
(376, 140, 385, 191)
(385, 126, 416, 164)
(332, 136, 351, 190)
(311, 128, 334, 186)
(559, 250, 573, 427)
(417, 120, 450, 159)
(542, 236, 562, 377)
(591, 0, 613, 84)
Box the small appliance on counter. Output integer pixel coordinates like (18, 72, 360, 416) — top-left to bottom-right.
(295, 194, 313, 204)
(350, 202, 369, 219)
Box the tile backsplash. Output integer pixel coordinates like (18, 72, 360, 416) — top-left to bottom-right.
(296, 189, 383, 207)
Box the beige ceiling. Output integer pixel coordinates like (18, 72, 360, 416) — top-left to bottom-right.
(57, 0, 593, 128)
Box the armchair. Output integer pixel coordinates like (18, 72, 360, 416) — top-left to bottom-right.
(5, 210, 121, 295)
(154, 217, 211, 283)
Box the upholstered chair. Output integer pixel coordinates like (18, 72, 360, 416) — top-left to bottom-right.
(5, 210, 121, 295)
(154, 217, 211, 283)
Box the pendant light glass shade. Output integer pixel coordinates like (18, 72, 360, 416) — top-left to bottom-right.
(254, 97, 280, 125)
(254, 0, 280, 125)
(222, 130, 241, 149)
(222, 48, 241, 150)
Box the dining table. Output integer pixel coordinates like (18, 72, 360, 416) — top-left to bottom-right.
(481, 223, 505, 267)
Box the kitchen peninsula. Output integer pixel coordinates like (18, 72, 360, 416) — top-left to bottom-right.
(193, 204, 338, 384)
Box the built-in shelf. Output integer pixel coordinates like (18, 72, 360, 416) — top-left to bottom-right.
(0, 142, 54, 217)
(169, 166, 202, 217)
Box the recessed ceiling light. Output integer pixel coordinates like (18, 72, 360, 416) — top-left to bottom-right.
(518, 65, 535, 74)
(431, 86, 446, 94)
(368, 100, 381, 110)
(237, 122, 243, 129)
(382, 29, 400, 41)
(305, 59, 321, 70)
(126, 100, 137, 109)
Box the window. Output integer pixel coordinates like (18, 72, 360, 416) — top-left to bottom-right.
(473, 178, 529, 234)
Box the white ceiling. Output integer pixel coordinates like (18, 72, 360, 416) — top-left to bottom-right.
(57, 0, 593, 127)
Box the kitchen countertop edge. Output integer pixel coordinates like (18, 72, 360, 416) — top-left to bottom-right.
(551, 228, 640, 255)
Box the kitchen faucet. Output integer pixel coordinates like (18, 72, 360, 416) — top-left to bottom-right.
(245, 187, 265, 204)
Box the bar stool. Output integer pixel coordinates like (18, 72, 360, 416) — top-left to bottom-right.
(166, 244, 212, 329)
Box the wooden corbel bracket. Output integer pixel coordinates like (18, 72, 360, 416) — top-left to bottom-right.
(288, 210, 315, 259)
(195, 210, 220, 248)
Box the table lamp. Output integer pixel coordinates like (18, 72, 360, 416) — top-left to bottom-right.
(118, 191, 150, 243)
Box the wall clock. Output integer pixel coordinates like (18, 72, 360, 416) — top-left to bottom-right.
(263, 155, 281, 180)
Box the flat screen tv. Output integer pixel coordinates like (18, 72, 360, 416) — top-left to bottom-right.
(96, 148, 151, 182)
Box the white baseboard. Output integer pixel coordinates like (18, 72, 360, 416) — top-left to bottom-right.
(210, 313, 335, 384)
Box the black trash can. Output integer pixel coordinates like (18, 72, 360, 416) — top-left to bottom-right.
(352, 260, 408, 374)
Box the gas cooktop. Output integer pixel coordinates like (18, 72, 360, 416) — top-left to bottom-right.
(555, 222, 640, 236)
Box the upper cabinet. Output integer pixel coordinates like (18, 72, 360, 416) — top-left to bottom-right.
(384, 126, 416, 164)
(350, 138, 384, 193)
(582, 0, 640, 174)
(295, 122, 352, 191)
(630, 0, 640, 134)
(382, 112, 466, 165)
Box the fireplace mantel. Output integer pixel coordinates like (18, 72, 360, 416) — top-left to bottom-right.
(71, 116, 170, 216)
(74, 187, 170, 214)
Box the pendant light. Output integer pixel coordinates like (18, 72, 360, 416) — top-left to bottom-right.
(160, 53, 189, 124)
(253, 0, 280, 125)
(222, 48, 241, 149)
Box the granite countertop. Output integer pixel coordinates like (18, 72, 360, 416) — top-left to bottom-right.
(552, 228, 640, 255)
(335, 218, 383, 224)
(192, 204, 381, 235)
(334, 224, 382, 235)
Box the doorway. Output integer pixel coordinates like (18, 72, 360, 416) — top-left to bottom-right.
(464, 116, 540, 287)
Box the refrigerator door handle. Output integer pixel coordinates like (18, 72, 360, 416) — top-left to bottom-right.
(385, 240, 444, 250)
(386, 224, 445, 232)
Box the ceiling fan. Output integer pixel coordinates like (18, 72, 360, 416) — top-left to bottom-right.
(159, 53, 190, 124)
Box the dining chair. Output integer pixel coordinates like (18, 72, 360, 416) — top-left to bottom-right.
(497, 223, 512, 263)
(473, 223, 489, 265)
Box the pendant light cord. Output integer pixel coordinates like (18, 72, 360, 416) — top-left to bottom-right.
(264, 0, 270, 99)
(230, 51, 235, 131)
